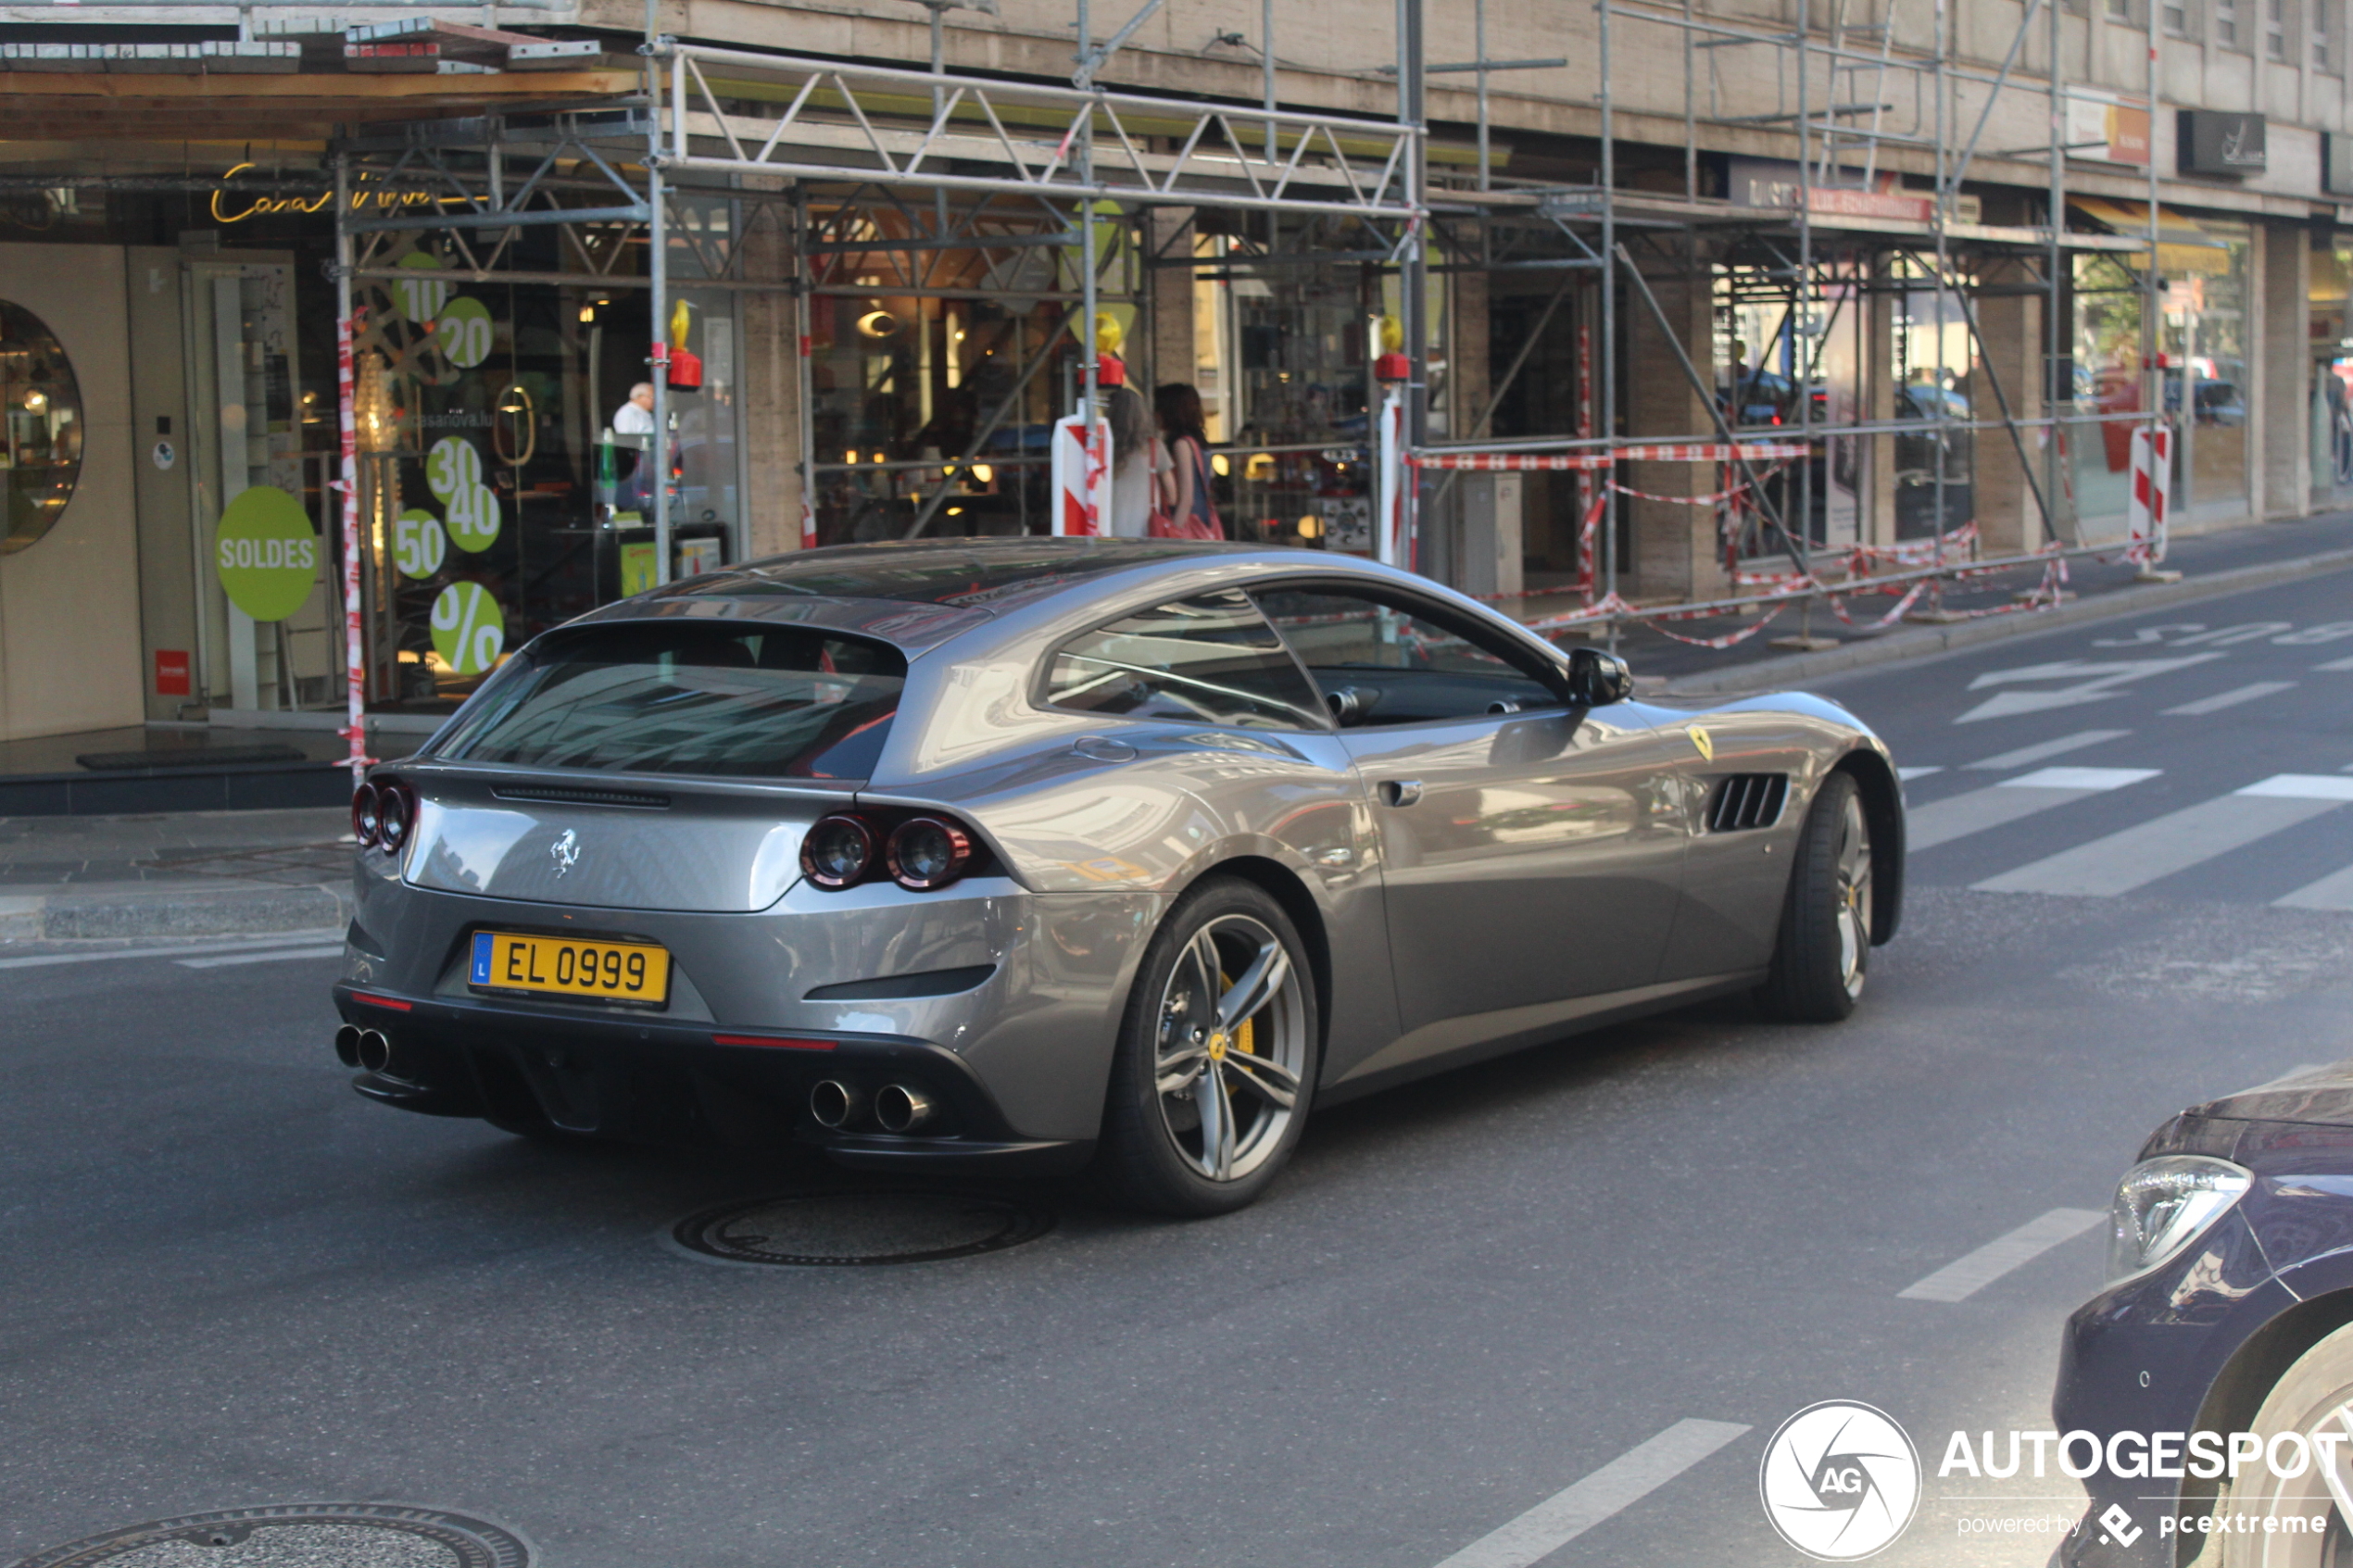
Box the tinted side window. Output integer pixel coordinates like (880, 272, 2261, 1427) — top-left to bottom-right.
(1252, 586, 1563, 726)
(1044, 589, 1327, 732)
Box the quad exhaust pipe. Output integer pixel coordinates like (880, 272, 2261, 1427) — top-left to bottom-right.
(334, 1024, 395, 1075)
(809, 1079, 937, 1134)
(874, 1084, 936, 1134)
(808, 1079, 865, 1130)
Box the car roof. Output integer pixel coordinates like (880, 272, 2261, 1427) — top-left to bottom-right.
(685, 538, 1248, 608)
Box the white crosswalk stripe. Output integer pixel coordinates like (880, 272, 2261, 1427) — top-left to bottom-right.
(1907, 767, 2158, 852)
(1898, 766, 1944, 782)
(1974, 776, 2353, 897)
(1964, 729, 2132, 771)
(2276, 865, 2353, 909)
(2161, 681, 2297, 716)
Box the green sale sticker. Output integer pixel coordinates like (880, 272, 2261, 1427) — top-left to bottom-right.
(213, 485, 319, 622)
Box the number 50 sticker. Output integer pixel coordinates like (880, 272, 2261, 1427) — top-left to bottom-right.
(431, 581, 505, 675)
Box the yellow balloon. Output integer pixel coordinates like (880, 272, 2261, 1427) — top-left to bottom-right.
(1095, 312, 1125, 356)
(1378, 314, 1404, 354)
(670, 299, 693, 350)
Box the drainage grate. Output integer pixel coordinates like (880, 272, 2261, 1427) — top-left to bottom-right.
(8, 1504, 530, 1568)
(670, 1188, 1054, 1266)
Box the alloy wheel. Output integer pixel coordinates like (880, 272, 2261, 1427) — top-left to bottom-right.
(1151, 913, 1308, 1183)
(1835, 790, 1873, 999)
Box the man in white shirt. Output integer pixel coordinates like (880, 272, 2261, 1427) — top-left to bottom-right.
(611, 382, 656, 435)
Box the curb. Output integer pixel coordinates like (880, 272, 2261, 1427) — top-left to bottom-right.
(1652, 545, 2353, 698)
(0, 881, 353, 942)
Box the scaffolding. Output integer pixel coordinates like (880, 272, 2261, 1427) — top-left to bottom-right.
(1416, 0, 2172, 646)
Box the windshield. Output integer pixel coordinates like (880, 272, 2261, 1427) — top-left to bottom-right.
(433, 621, 905, 780)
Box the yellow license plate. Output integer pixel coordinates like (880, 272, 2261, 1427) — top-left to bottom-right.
(469, 931, 672, 1005)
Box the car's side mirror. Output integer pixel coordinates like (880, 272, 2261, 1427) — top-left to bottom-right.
(1567, 647, 1634, 708)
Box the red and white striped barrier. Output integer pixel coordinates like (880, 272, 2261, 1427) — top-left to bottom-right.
(2127, 425, 2171, 565)
(1050, 411, 1110, 538)
(1409, 441, 1808, 471)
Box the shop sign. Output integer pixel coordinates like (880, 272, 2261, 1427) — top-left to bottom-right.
(2324, 134, 2353, 198)
(1726, 158, 1945, 223)
(153, 649, 191, 697)
(213, 485, 318, 622)
(2065, 94, 2152, 167)
(2179, 111, 2266, 177)
(208, 162, 440, 225)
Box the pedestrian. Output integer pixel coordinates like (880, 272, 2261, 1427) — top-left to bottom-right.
(1105, 384, 1169, 538)
(1152, 382, 1224, 540)
(611, 382, 656, 435)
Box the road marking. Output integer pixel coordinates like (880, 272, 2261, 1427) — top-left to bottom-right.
(2277, 863, 2353, 909)
(1966, 730, 2133, 771)
(1431, 1419, 1751, 1568)
(1975, 790, 2347, 897)
(175, 945, 346, 969)
(1897, 766, 1944, 782)
(1897, 1209, 2106, 1302)
(2316, 656, 2353, 671)
(2237, 773, 2353, 801)
(0, 935, 346, 972)
(2001, 766, 2162, 791)
(1906, 769, 2159, 852)
(2161, 681, 2297, 716)
(1956, 654, 2224, 724)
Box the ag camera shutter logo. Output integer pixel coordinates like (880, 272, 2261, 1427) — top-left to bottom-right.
(1758, 1400, 1920, 1560)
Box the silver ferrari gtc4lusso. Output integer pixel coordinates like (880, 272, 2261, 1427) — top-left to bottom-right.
(333, 539, 1904, 1214)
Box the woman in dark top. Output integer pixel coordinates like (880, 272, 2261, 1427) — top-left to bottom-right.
(1153, 383, 1224, 540)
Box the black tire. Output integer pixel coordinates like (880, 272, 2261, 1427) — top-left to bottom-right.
(1755, 770, 1874, 1022)
(1098, 877, 1320, 1217)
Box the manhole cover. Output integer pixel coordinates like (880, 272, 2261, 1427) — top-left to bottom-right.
(8, 1505, 529, 1568)
(670, 1188, 1054, 1266)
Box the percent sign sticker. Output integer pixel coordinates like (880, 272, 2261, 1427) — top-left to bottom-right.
(393, 508, 447, 580)
(430, 581, 505, 675)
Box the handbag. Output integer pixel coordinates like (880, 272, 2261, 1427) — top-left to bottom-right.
(1149, 441, 1223, 540)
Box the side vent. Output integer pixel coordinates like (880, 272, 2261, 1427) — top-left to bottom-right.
(1707, 773, 1789, 833)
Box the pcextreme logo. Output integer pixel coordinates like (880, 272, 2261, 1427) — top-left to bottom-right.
(1759, 1401, 1922, 1561)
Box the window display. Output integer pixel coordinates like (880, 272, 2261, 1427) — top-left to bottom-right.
(0, 299, 82, 554)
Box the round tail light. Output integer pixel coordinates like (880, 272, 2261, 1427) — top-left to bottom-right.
(378, 781, 414, 850)
(887, 817, 973, 891)
(351, 782, 382, 847)
(801, 814, 875, 890)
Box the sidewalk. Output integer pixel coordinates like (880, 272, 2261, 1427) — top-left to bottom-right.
(6, 511, 2352, 944)
(0, 807, 353, 941)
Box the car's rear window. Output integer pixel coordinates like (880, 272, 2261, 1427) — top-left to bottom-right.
(434, 622, 904, 780)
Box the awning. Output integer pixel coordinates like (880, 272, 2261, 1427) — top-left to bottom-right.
(2068, 196, 2236, 276)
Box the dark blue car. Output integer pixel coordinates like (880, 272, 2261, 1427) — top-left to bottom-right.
(2055, 1067, 2353, 1566)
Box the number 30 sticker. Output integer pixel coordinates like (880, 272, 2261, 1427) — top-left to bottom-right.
(430, 581, 505, 675)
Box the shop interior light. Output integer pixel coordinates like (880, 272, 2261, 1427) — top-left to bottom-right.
(971, 464, 992, 483)
(1210, 454, 1230, 477)
(857, 309, 900, 339)
(1298, 516, 1321, 537)
(578, 305, 596, 324)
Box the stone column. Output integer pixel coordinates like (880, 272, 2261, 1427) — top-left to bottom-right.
(737, 188, 804, 557)
(1626, 249, 1728, 602)
(1969, 256, 2046, 556)
(1148, 208, 1195, 397)
(2259, 220, 2309, 519)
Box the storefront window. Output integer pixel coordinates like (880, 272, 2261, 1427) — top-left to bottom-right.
(0, 300, 82, 554)
(2310, 242, 2353, 494)
(354, 228, 742, 710)
(2070, 252, 2147, 533)
(2162, 217, 2250, 517)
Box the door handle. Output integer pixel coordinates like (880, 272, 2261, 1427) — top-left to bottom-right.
(1379, 779, 1424, 808)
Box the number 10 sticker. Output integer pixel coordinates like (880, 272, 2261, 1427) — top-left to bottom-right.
(431, 581, 505, 675)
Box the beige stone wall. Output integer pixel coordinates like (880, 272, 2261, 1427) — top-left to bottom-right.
(0, 243, 143, 742)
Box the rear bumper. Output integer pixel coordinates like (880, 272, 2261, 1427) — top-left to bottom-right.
(333, 985, 1093, 1174)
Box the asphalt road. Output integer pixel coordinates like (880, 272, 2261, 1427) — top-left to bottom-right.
(9, 569, 2353, 1567)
